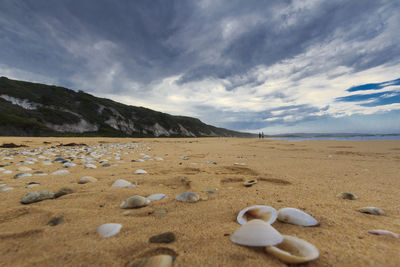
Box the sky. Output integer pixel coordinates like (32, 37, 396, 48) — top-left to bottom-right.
(1, 0, 400, 134)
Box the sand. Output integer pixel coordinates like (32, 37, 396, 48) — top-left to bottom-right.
(0, 137, 399, 266)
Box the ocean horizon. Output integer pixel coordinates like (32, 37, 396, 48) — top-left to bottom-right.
(264, 134, 400, 141)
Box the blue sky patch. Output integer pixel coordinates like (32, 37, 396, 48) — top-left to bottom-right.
(347, 78, 400, 92)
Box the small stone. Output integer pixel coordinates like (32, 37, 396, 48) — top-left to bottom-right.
(135, 169, 147, 174)
(120, 195, 150, 209)
(127, 255, 174, 267)
(123, 211, 133, 216)
(149, 232, 176, 243)
(54, 187, 74, 198)
(101, 163, 111, 167)
(337, 192, 358, 200)
(78, 176, 98, 184)
(85, 164, 97, 169)
(1, 187, 14, 192)
(26, 182, 40, 188)
(175, 192, 199, 203)
(207, 160, 217, 164)
(17, 166, 32, 172)
(48, 216, 64, 226)
(32, 171, 47, 176)
(21, 190, 55, 204)
(147, 194, 167, 200)
(63, 162, 76, 168)
(111, 179, 134, 188)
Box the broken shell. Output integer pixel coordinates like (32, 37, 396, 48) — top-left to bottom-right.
(175, 192, 199, 203)
(244, 179, 257, 187)
(127, 255, 173, 267)
(337, 192, 357, 200)
(368, 230, 399, 239)
(265, 235, 319, 264)
(97, 223, 122, 238)
(277, 208, 319, 226)
(237, 205, 277, 225)
(231, 219, 283, 246)
(358, 207, 384, 215)
(78, 176, 98, 184)
(120, 195, 150, 209)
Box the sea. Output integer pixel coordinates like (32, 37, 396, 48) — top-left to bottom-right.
(265, 134, 400, 141)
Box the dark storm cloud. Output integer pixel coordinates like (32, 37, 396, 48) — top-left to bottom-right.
(1, 0, 399, 132)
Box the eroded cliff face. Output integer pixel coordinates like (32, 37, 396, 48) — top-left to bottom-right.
(0, 77, 252, 137)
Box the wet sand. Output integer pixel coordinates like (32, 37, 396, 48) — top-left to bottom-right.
(0, 137, 399, 266)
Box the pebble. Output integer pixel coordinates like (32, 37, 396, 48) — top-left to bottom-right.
(337, 192, 358, 200)
(120, 195, 150, 209)
(85, 164, 97, 169)
(127, 255, 174, 267)
(3, 170, 12, 174)
(32, 171, 47, 176)
(48, 216, 64, 226)
(149, 232, 176, 243)
(135, 169, 147, 174)
(17, 166, 32, 171)
(21, 190, 55, 204)
(1, 187, 14, 192)
(175, 192, 200, 203)
(78, 176, 98, 184)
(101, 163, 112, 167)
(63, 162, 76, 168)
(54, 187, 74, 198)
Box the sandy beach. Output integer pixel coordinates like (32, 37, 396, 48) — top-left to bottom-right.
(0, 137, 399, 266)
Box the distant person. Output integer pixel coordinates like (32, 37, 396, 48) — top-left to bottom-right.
(258, 132, 261, 139)
(262, 132, 264, 139)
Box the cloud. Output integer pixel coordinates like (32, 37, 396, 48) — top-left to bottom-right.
(1, 0, 400, 133)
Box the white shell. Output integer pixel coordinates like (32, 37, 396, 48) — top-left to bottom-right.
(85, 164, 97, 169)
(120, 195, 150, 209)
(17, 166, 32, 171)
(63, 162, 76, 168)
(97, 223, 122, 238)
(265, 235, 319, 263)
(368, 230, 399, 239)
(358, 207, 384, 215)
(237, 205, 277, 225)
(111, 179, 135, 188)
(277, 208, 319, 226)
(52, 170, 70, 175)
(147, 194, 167, 200)
(230, 219, 283, 246)
(78, 176, 98, 184)
(135, 169, 147, 174)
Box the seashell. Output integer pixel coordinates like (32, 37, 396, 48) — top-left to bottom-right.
(147, 194, 167, 200)
(231, 219, 283, 246)
(135, 169, 147, 174)
(97, 223, 122, 238)
(277, 208, 319, 226)
(111, 179, 135, 188)
(21, 190, 55, 204)
(14, 173, 32, 179)
(127, 255, 173, 267)
(368, 229, 399, 239)
(155, 157, 164, 161)
(337, 192, 357, 200)
(18, 166, 32, 171)
(358, 207, 384, 215)
(175, 192, 199, 203)
(52, 170, 69, 175)
(85, 164, 97, 169)
(237, 205, 277, 225)
(120, 195, 150, 209)
(63, 162, 76, 168)
(3, 170, 12, 174)
(265, 235, 319, 263)
(78, 176, 98, 184)
(32, 171, 47, 176)
(143, 155, 151, 159)
(244, 179, 257, 187)
(1, 187, 14, 192)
